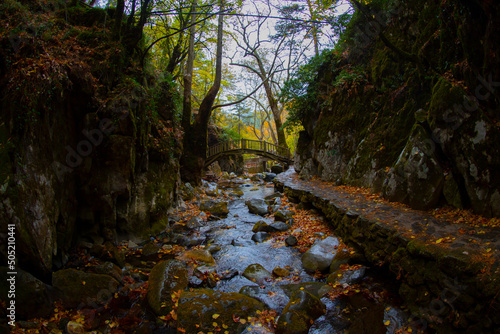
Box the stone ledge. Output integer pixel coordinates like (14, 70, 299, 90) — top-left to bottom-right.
(275, 168, 500, 333)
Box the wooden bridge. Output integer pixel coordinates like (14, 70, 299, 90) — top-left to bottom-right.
(205, 139, 293, 167)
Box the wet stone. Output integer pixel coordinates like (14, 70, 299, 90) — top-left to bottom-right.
(285, 235, 298, 247)
(240, 285, 290, 313)
(276, 289, 326, 334)
(301, 236, 339, 273)
(177, 289, 266, 333)
(253, 220, 272, 233)
(327, 266, 367, 285)
(232, 238, 255, 246)
(252, 231, 272, 243)
(274, 209, 294, 222)
(146, 260, 188, 316)
(243, 263, 272, 284)
(245, 198, 270, 216)
(273, 266, 290, 277)
(205, 243, 221, 254)
(270, 222, 291, 232)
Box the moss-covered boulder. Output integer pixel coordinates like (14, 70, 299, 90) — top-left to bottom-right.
(0, 268, 53, 320)
(276, 290, 326, 334)
(242, 263, 272, 284)
(177, 289, 266, 333)
(274, 209, 294, 222)
(177, 249, 215, 266)
(200, 200, 229, 217)
(52, 269, 119, 308)
(146, 260, 188, 316)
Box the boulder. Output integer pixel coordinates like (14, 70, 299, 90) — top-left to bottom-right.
(0, 267, 53, 320)
(276, 289, 326, 334)
(93, 262, 122, 283)
(328, 249, 351, 273)
(52, 269, 119, 308)
(200, 200, 229, 217)
(245, 199, 269, 216)
(242, 263, 272, 284)
(285, 235, 298, 247)
(281, 282, 332, 299)
(301, 236, 339, 273)
(240, 285, 290, 313)
(141, 242, 160, 258)
(273, 266, 290, 277)
(177, 249, 216, 266)
(269, 222, 291, 232)
(146, 260, 188, 315)
(177, 289, 266, 333)
(252, 231, 272, 243)
(252, 220, 272, 233)
(274, 209, 294, 222)
(327, 265, 367, 285)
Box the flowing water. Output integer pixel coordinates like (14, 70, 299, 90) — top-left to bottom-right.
(196, 178, 408, 333)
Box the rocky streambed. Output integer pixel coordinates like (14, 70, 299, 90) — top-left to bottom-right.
(3, 173, 414, 333)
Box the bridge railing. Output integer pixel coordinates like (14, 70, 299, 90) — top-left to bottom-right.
(207, 139, 291, 159)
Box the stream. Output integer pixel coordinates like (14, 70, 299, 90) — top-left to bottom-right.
(11, 174, 412, 333)
(183, 175, 410, 333)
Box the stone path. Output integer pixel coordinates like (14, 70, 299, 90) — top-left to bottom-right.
(275, 167, 500, 332)
(276, 167, 500, 255)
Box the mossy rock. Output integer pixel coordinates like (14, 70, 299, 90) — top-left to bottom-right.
(146, 260, 188, 316)
(52, 269, 119, 308)
(276, 290, 326, 334)
(199, 200, 229, 217)
(177, 289, 266, 333)
(242, 263, 272, 284)
(177, 249, 215, 266)
(0, 268, 53, 320)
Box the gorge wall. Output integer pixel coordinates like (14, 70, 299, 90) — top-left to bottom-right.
(0, 2, 182, 280)
(294, 0, 500, 217)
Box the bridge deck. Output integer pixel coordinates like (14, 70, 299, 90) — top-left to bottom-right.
(206, 139, 292, 167)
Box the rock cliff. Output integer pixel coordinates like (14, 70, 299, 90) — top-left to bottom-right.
(294, 0, 500, 216)
(0, 2, 181, 280)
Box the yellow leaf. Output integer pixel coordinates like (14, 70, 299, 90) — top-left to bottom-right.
(384, 320, 390, 326)
(213, 322, 218, 327)
(82, 281, 86, 285)
(212, 314, 220, 319)
(240, 319, 247, 324)
(436, 238, 443, 244)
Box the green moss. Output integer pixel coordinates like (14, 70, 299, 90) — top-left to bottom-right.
(428, 77, 467, 128)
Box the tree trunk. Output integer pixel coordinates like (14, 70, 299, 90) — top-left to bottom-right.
(112, 0, 125, 40)
(181, 0, 224, 185)
(255, 56, 287, 148)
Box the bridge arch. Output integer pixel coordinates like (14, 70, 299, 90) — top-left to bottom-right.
(205, 139, 293, 168)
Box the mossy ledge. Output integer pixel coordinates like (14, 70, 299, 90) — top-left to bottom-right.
(275, 169, 500, 333)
